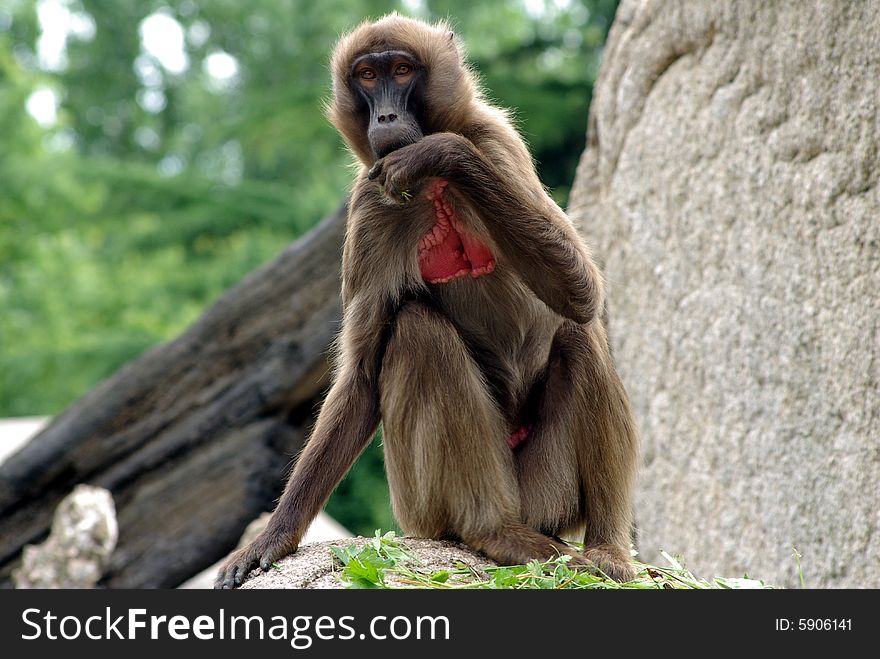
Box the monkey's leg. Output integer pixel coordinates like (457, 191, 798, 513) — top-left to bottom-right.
(380, 301, 577, 565)
(516, 320, 638, 582)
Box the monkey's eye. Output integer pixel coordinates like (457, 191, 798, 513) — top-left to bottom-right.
(359, 69, 376, 80)
(394, 63, 412, 76)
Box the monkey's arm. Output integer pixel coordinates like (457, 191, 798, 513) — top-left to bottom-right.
(214, 294, 386, 589)
(369, 132, 604, 324)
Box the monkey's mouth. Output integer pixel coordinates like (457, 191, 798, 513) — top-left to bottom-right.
(369, 124, 424, 159)
(374, 138, 415, 159)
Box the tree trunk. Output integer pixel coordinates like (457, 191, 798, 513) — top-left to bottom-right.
(0, 203, 347, 588)
(569, 0, 880, 587)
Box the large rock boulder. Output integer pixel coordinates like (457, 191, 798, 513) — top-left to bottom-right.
(569, 0, 879, 587)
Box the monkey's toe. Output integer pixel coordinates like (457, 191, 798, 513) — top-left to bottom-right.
(582, 544, 636, 583)
(565, 554, 594, 569)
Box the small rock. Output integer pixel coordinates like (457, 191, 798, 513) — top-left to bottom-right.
(13, 484, 118, 589)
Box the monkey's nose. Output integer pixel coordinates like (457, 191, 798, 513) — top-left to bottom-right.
(377, 113, 398, 123)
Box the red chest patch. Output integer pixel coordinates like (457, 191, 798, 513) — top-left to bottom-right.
(507, 425, 531, 450)
(418, 180, 496, 284)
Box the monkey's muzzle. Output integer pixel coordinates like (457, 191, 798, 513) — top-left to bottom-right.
(367, 82, 424, 158)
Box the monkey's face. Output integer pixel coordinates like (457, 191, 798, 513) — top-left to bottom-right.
(350, 50, 426, 159)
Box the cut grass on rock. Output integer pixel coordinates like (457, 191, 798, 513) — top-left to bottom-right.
(329, 531, 775, 590)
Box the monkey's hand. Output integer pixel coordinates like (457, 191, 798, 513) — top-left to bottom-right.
(213, 524, 301, 589)
(368, 144, 425, 203)
(368, 133, 471, 203)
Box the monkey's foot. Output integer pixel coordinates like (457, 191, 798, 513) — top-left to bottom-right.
(582, 543, 636, 583)
(419, 179, 495, 283)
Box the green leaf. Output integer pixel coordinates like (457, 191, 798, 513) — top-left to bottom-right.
(329, 545, 351, 566)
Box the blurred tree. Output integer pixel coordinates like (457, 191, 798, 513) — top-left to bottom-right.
(0, 0, 617, 535)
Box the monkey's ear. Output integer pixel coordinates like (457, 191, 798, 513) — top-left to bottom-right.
(446, 30, 455, 41)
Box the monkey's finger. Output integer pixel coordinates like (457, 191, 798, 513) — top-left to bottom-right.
(384, 185, 405, 205)
(215, 549, 258, 589)
(229, 562, 246, 589)
(368, 160, 384, 180)
(215, 564, 236, 589)
(229, 564, 243, 588)
(260, 544, 292, 571)
(214, 561, 234, 589)
(383, 175, 410, 202)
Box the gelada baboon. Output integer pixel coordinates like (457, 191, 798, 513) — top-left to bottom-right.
(216, 13, 638, 588)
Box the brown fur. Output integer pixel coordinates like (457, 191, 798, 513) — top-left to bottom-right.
(215, 14, 638, 588)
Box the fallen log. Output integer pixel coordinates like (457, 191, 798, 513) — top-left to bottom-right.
(0, 202, 347, 588)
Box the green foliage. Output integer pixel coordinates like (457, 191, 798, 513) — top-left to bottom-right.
(329, 530, 415, 588)
(329, 532, 775, 589)
(0, 0, 617, 534)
